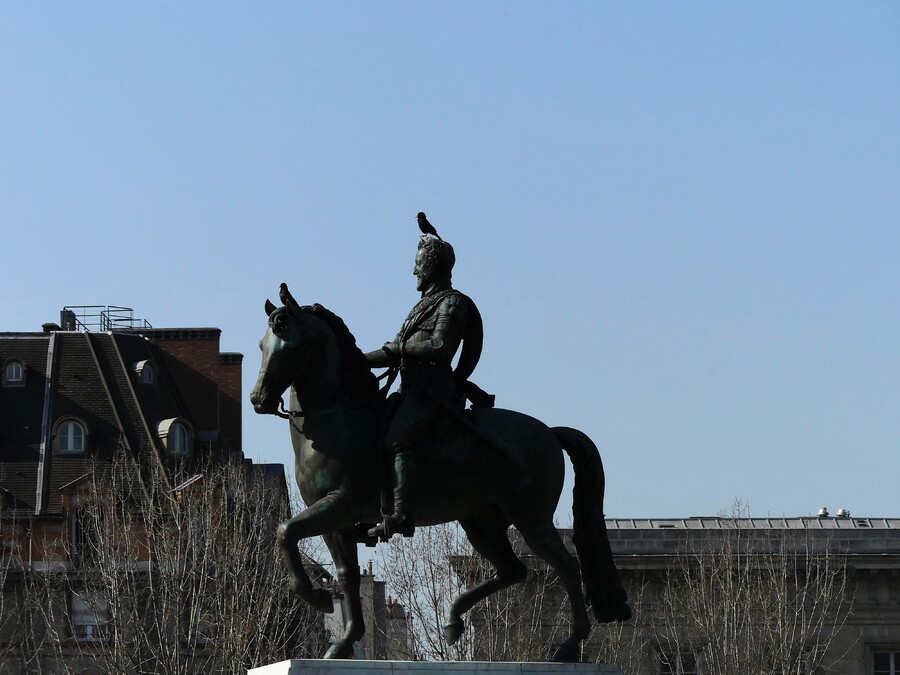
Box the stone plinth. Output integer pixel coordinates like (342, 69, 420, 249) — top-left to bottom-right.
(249, 661, 623, 675)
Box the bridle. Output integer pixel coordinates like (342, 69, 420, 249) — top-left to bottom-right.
(269, 298, 400, 432)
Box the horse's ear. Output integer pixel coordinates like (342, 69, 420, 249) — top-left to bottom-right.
(265, 299, 277, 317)
(279, 282, 303, 316)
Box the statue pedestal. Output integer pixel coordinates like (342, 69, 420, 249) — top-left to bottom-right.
(249, 661, 623, 675)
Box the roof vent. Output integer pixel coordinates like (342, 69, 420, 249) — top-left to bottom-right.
(817, 507, 829, 518)
(836, 508, 850, 518)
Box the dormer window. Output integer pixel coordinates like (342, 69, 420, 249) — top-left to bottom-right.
(157, 418, 193, 457)
(55, 419, 87, 455)
(2, 360, 25, 386)
(170, 423, 188, 454)
(132, 360, 155, 385)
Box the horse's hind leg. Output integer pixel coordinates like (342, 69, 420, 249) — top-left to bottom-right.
(515, 520, 591, 662)
(276, 492, 350, 614)
(322, 530, 364, 659)
(444, 513, 527, 646)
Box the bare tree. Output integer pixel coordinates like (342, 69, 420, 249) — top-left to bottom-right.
(378, 522, 572, 662)
(5, 451, 327, 675)
(0, 503, 59, 675)
(464, 558, 571, 662)
(588, 578, 657, 673)
(378, 504, 855, 673)
(378, 523, 472, 661)
(654, 502, 854, 675)
(0, 503, 19, 672)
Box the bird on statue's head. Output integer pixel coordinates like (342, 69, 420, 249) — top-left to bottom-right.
(416, 211, 442, 241)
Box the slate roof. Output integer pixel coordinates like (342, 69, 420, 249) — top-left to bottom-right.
(0, 335, 51, 514)
(0, 325, 247, 519)
(508, 518, 900, 565)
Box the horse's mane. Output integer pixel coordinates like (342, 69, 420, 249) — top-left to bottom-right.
(301, 303, 379, 402)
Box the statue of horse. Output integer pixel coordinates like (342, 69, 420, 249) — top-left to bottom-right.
(249, 288, 631, 661)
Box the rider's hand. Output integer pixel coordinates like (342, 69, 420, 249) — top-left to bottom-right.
(382, 342, 400, 364)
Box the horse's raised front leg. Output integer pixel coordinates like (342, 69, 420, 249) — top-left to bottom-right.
(322, 530, 364, 659)
(276, 491, 350, 614)
(444, 514, 527, 646)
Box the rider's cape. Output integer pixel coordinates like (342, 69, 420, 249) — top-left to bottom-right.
(455, 299, 494, 408)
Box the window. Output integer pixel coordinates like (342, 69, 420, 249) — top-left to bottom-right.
(875, 651, 900, 675)
(71, 505, 106, 567)
(169, 423, 188, 455)
(2, 360, 24, 386)
(56, 419, 86, 454)
(157, 418, 192, 456)
(659, 651, 700, 675)
(71, 592, 109, 641)
(132, 360, 155, 385)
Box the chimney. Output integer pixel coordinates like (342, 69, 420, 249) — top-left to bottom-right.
(60, 309, 76, 331)
(219, 352, 243, 457)
(140, 328, 222, 444)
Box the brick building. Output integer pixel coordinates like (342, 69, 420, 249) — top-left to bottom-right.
(1, 306, 245, 510)
(0, 305, 314, 673)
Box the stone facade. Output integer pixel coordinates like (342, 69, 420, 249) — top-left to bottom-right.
(461, 516, 900, 673)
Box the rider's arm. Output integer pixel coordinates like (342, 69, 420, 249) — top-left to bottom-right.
(364, 342, 400, 368)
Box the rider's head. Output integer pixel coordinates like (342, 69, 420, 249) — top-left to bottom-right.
(415, 236, 455, 292)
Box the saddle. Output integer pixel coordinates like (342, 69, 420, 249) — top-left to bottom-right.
(355, 380, 496, 545)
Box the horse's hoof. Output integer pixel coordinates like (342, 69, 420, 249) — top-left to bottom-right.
(595, 601, 632, 623)
(324, 642, 352, 659)
(443, 618, 465, 645)
(311, 588, 335, 614)
(551, 641, 580, 663)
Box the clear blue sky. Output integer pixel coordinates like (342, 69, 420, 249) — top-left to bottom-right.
(2, 2, 898, 520)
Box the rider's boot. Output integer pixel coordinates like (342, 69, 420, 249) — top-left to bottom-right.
(368, 446, 416, 539)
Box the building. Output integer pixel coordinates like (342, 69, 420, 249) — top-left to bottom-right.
(475, 515, 900, 673)
(1, 305, 244, 509)
(0, 305, 322, 673)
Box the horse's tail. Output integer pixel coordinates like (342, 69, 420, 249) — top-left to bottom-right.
(553, 426, 632, 623)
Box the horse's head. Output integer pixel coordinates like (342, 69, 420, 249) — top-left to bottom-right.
(250, 283, 379, 419)
(249, 284, 312, 417)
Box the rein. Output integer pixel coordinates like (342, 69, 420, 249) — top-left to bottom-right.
(377, 364, 399, 395)
(275, 396, 375, 421)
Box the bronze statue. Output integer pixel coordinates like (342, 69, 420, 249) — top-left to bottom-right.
(250, 229, 630, 662)
(362, 233, 483, 539)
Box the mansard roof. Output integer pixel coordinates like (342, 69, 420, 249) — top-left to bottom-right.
(0, 326, 240, 518)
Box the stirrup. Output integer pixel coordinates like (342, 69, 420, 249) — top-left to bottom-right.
(367, 515, 415, 540)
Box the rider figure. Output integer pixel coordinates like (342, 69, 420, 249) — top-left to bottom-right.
(364, 233, 481, 539)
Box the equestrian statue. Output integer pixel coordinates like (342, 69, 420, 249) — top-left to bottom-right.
(249, 215, 631, 661)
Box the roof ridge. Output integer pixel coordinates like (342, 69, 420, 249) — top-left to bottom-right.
(87, 333, 155, 457)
